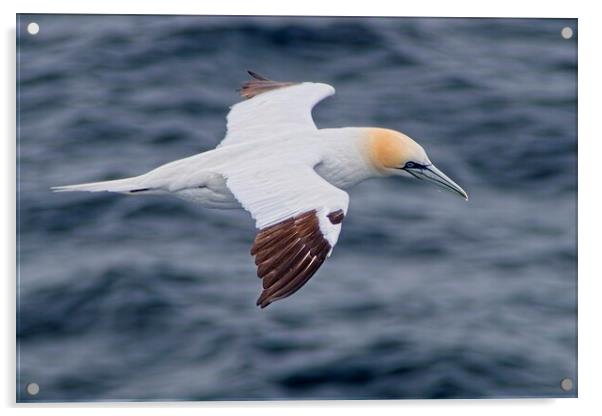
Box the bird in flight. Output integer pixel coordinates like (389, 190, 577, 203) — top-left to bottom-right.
(53, 71, 468, 308)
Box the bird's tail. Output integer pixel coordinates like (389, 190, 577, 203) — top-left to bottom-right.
(51, 175, 152, 194)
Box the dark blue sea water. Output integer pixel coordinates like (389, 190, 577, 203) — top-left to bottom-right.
(16, 15, 577, 402)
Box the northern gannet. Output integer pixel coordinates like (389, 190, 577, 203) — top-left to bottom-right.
(53, 71, 468, 308)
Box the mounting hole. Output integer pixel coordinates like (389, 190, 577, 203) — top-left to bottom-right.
(27, 22, 40, 35)
(561, 27, 573, 40)
(26, 383, 40, 396)
(560, 377, 573, 391)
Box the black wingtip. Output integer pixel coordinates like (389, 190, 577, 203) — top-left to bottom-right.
(247, 70, 269, 81)
(257, 296, 271, 309)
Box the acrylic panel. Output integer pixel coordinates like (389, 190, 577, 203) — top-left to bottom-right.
(16, 14, 577, 402)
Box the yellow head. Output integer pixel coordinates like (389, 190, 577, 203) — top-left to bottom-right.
(366, 128, 468, 200)
(368, 128, 429, 172)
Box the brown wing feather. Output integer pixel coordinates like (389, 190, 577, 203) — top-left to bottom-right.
(239, 70, 296, 99)
(251, 209, 344, 308)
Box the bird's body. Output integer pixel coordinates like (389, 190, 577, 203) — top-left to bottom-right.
(101, 127, 375, 209)
(53, 72, 467, 308)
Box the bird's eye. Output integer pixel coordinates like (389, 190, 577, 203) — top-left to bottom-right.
(404, 161, 427, 170)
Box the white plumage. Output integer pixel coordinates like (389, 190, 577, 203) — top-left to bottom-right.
(220, 82, 335, 148)
(53, 71, 467, 308)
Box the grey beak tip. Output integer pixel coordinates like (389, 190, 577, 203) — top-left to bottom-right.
(406, 163, 468, 201)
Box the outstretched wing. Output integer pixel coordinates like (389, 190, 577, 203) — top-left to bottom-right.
(225, 164, 349, 308)
(218, 71, 335, 148)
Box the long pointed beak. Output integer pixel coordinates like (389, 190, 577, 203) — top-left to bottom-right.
(405, 164, 468, 200)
